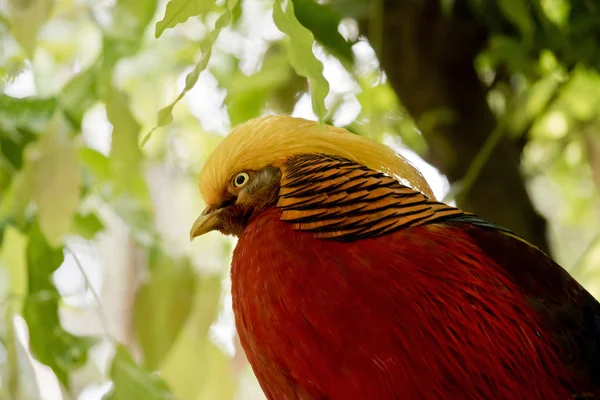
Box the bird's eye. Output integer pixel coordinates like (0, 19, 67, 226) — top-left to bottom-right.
(233, 172, 250, 188)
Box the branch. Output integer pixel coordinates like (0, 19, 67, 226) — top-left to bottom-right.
(360, 0, 551, 254)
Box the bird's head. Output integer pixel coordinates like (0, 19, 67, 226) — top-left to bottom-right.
(190, 115, 434, 239)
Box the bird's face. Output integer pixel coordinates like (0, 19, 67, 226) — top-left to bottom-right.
(190, 165, 282, 238)
(189, 115, 434, 241)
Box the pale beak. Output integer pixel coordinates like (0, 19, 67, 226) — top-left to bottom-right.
(190, 207, 222, 240)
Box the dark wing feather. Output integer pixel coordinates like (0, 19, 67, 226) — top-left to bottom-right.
(444, 215, 600, 394)
(277, 153, 600, 396)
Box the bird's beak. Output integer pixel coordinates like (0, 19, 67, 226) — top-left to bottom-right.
(190, 206, 222, 240)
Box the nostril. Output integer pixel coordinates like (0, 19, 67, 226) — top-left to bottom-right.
(218, 196, 237, 210)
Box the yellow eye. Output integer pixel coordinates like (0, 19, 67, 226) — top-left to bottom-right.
(233, 172, 250, 188)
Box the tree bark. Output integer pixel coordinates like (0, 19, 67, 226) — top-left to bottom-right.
(361, 0, 551, 254)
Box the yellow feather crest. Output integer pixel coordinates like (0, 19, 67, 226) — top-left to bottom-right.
(199, 115, 435, 205)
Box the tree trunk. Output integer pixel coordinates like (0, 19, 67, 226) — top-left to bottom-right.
(361, 0, 551, 255)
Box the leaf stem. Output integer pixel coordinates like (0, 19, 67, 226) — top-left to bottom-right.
(64, 245, 113, 341)
(443, 123, 506, 203)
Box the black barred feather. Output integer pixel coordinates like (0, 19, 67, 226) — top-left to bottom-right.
(278, 154, 464, 240)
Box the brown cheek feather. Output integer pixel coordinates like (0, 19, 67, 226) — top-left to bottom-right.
(218, 166, 282, 237)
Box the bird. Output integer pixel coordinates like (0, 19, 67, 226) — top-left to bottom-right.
(190, 115, 600, 400)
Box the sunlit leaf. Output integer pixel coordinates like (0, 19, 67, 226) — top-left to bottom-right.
(114, 0, 158, 33)
(143, 4, 236, 144)
(104, 87, 147, 199)
(60, 67, 98, 131)
(104, 86, 155, 244)
(498, 0, 534, 43)
(23, 224, 96, 387)
(0, 95, 54, 199)
(554, 67, 600, 121)
(159, 274, 224, 399)
(0, 165, 33, 228)
(349, 75, 427, 154)
(28, 118, 81, 247)
(0, 226, 27, 302)
(273, 0, 329, 121)
(216, 51, 293, 126)
(79, 147, 111, 185)
(0, 95, 57, 138)
(0, 226, 28, 398)
(155, 0, 217, 38)
(195, 341, 236, 400)
(7, 0, 55, 57)
(70, 212, 105, 240)
(133, 247, 196, 370)
(540, 0, 570, 28)
(0, 35, 27, 87)
(101, 0, 159, 65)
(103, 344, 177, 400)
(0, 131, 36, 171)
(292, 0, 354, 63)
(231, 0, 243, 24)
(508, 73, 563, 135)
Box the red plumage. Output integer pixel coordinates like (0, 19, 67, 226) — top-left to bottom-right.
(233, 207, 598, 399)
(190, 118, 600, 399)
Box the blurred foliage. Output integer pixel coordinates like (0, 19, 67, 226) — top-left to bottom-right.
(0, 0, 599, 398)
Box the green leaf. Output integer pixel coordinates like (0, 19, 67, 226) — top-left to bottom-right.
(0, 226, 28, 397)
(539, 0, 570, 27)
(23, 224, 96, 387)
(133, 247, 196, 370)
(327, 0, 369, 19)
(498, 0, 534, 43)
(195, 342, 236, 400)
(273, 0, 330, 121)
(155, 0, 217, 38)
(79, 147, 111, 185)
(216, 51, 293, 125)
(28, 118, 81, 247)
(554, 68, 600, 121)
(0, 165, 33, 227)
(231, 0, 243, 24)
(0, 226, 28, 305)
(103, 345, 177, 400)
(486, 36, 533, 75)
(292, 0, 354, 63)
(508, 73, 563, 135)
(79, 147, 114, 203)
(158, 274, 224, 399)
(114, 0, 158, 33)
(101, 0, 159, 64)
(0, 97, 55, 227)
(104, 86, 155, 244)
(70, 212, 105, 240)
(7, 0, 55, 57)
(143, 4, 236, 144)
(59, 67, 99, 131)
(0, 94, 57, 137)
(0, 130, 36, 170)
(104, 87, 147, 199)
